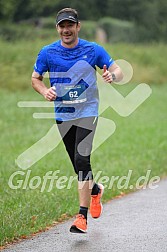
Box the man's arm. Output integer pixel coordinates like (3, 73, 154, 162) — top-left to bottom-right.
(102, 62, 123, 84)
(31, 71, 57, 101)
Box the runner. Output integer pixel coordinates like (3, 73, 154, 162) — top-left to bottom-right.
(31, 7, 123, 233)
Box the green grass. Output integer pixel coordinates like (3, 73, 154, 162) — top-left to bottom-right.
(0, 84, 167, 246)
(103, 42, 167, 85)
(0, 37, 167, 90)
(0, 39, 167, 246)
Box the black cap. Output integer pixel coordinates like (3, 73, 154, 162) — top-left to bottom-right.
(56, 12, 78, 25)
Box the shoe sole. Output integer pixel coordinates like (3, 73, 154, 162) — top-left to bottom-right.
(92, 183, 104, 219)
(70, 225, 87, 233)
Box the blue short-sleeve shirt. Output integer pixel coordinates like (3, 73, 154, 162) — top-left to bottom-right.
(34, 38, 114, 121)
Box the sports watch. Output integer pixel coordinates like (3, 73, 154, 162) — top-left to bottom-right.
(111, 73, 116, 81)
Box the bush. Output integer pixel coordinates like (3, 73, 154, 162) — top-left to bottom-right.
(79, 20, 97, 41)
(0, 19, 97, 42)
(98, 17, 137, 43)
(38, 17, 56, 29)
(0, 22, 56, 41)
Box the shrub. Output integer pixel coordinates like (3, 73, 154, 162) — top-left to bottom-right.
(98, 17, 137, 43)
(0, 22, 56, 41)
(79, 20, 97, 41)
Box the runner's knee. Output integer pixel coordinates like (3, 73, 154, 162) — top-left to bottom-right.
(74, 153, 93, 181)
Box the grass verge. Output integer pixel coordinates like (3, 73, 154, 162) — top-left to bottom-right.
(0, 83, 167, 246)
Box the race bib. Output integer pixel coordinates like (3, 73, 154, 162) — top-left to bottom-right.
(60, 84, 88, 104)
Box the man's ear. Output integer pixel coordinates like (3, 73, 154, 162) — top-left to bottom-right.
(77, 22, 81, 32)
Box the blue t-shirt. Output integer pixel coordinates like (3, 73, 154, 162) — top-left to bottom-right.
(34, 38, 114, 121)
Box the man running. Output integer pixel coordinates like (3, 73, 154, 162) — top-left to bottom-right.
(32, 7, 123, 233)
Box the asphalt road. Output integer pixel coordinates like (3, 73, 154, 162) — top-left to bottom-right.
(4, 179, 167, 252)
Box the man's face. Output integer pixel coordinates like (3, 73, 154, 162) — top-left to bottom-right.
(56, 20, 81, 47)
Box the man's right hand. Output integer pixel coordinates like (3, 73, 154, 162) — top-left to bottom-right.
(43, 86, 57, 101)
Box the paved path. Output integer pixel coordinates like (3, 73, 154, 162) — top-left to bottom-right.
(4, 179, 167, 252)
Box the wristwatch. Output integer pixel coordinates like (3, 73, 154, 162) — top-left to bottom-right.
(112, 73, 116, 81)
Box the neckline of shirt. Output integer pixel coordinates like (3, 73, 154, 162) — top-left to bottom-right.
(58, 38, 81, 50)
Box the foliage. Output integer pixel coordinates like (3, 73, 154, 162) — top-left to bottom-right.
(79, 21, 97, 41)
(98, 17, 136, 43)
(0, 22, 57, 41)
(0, 0, 167, 42)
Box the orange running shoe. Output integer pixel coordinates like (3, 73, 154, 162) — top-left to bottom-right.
(90, 183, 104, 218)
(70, 214, 87, 233)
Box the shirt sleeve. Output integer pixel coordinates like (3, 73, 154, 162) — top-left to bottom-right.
(94, 43, 114, 69)
(33, 46, 49, 75)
